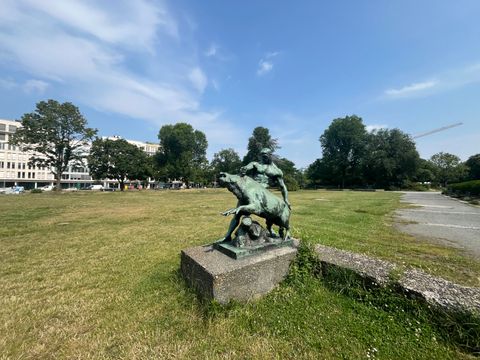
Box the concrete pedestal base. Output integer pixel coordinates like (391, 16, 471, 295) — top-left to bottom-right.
(180, 244, 297, 304)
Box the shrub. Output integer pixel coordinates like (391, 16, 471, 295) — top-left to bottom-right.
(30, 188, 43, 194)
(407, 183, 430, 192)
(447, 180, 480, 196)
(284, 174, 300, 191)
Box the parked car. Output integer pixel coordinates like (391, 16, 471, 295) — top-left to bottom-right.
(87, 184, 103, 191)
(41, 185, 55, 191)
(11, 186, 25, 194)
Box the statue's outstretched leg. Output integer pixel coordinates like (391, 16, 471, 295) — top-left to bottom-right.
(266, 219, 277, 238)
(221, 203, 257, 242)
(222, 213, 241, 242)
(282, 222, 291, 241)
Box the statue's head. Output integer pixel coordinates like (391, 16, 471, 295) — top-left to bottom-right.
(218, 172, 244, 198)
(259, 148, 273, 164)
(218, 172, 239, 186)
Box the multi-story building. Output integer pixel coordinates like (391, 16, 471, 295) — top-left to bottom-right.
(0, 118, 55, 189)
(0, 118, 160, 190)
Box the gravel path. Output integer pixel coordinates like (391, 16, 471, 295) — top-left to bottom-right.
(395, 191, 480, 258)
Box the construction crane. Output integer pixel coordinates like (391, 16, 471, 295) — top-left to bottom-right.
(412, 122, 463, 139)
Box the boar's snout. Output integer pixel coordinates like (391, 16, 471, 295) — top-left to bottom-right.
(218, 172, 230, 185)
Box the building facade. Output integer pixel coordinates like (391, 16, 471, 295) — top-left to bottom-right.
(0, 118, 160, 190)
(0, 119, 55, 188)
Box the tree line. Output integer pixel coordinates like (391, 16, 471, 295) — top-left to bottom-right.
(306, 115, 479, 189)
(10, 100, 479, 191)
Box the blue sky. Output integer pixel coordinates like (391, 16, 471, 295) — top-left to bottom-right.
(1, 0, 479, 167)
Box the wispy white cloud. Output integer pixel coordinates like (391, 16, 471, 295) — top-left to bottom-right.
(204, 43, 218, 57)
(366, 124, 388, 132)
(0, 78, 17, 90)
(385, 80, 437, 97)
(0, 77, 49, 94)
(0, 0, 244, 156)
(384, 62, 480, 99)
(257, 51, 280, 76)
(265, 51, 280, 58)
(23, 79, 49, 94)
(18, 0, 177, 49)
(257, 60, 273, 76)
(188, 67, 207, 93)
(211, 79, 220, 91)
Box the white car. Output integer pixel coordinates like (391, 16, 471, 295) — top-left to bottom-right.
(88, 184, 103, 190)
(41, 185, 55, 191)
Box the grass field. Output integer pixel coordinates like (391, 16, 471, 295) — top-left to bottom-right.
(1, 189, 479, 359)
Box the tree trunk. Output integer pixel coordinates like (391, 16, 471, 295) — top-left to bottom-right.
(120, 180, 125, 191)
(55, 173, 62, 191)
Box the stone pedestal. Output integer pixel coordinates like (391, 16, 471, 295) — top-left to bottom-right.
(181, 244, 297, 304)
(214, 238, 295, 259)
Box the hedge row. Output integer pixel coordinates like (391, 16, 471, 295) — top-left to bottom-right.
(447, 180, 480, 196)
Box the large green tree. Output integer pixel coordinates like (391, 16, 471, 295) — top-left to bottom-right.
(242, 126, 279, 165)
(430, 152, 467, 186)
(211, 148, 242, 174)
(362, 128, 420, 188)
(88, 138, 151, 191)
(275, 157, 303, 190)
(306, 158, 330, 187)
(414, 158, 437, 184)
(10, 99, 97, 190)
(465, 154, 480, 180)
(319, 115, 367, 188)
(155, 123, 208, 186)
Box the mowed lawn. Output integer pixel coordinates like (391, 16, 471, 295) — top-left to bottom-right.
(1, 190, 479, 359)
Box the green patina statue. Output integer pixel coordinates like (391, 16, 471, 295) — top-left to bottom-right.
(216, 148, 292, 258)
(239, 148, 291, 209)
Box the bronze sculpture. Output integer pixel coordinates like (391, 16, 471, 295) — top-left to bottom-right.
(216, 148, 292, 256)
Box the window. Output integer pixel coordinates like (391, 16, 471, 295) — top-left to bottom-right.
(0, 123, 6, 131)
(7, 162, 10, 169)
(17, 172, 21, 178)
(22, 172, 25, 178)
(32, 172, 35, 179)
(8, 125, 17, 133)
(12, 162, 15, 169)
(0, 161, 3, 168)
(0, 134, 5, 141)
(27, 172, 31, 179)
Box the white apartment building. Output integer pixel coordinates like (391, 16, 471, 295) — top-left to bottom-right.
(0, 118, 55, 188)
(104, 136, 160, 156)
(0, 118, 160, 190)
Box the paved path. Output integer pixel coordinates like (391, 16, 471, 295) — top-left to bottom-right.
(395, 192, 480, 258)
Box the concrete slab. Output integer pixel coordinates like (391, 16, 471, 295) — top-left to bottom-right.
(395, 192, 480, 258)
(316, 244, 397, 285)
(399, 268, 480, 313)
(315, 244, 480, 314)
(180, 244, 297, 304)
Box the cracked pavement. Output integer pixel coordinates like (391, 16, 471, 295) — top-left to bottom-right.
(395, 191, 480, 258)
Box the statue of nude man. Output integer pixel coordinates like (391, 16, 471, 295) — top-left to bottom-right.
(240, 148, 291, 209)
(219, 148, 291, 242)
